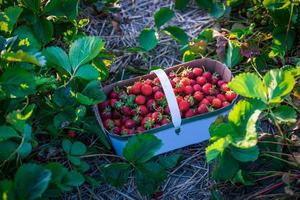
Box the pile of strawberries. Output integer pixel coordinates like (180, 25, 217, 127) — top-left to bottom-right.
(98, 67, 237, 136)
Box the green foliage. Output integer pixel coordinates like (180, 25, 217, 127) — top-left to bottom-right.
(154, 8, 175, 28)
(139, 28, 158, 51)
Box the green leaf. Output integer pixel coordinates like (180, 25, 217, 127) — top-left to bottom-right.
(44, 0, 79, 20)
(210, 2, 226, 18)
(164, 26, 189, 45)
(0, 140, 18, 161)
(68, 155, 81, 166)
(139, 28, 158, 51)
(183, 50, 197, 62)
(269, 29, 296, 58)
(0, 180, 14, 200)
(209, 122, 235, 142)
(62, 139, 72, 154)
(197, 28, 214, 42)
(263, 69, 296, 103)
(3, 6, 23, 32)
(2, 50, 46, 67)
(159, 154, 181, 169)
(23, 0, 41, 13)
(32, 18, 53, 45)
(45, 162, 68, 185)
(206, 137, 230, 163)
(63, 171, 85, 186)
(135, 162, 166, 195)
(70, 141, 87, 156)
(43, 47, 71, 74)
(228, 100, 264, 148)
(15, 164, 51, 200)
(224, 40, 242, 68)
(0, 68, 36, 98)
(272, 105, 297, 124)
(228, 73, 267, 102)
(75, 64, 100, 80)
(175, 0, 190, 11)
(69, 36, 104, 71)
(81, 81, 106, 104)
(101, 163, 131, 187)
(230, 145, 259, 162)
(123, 134, 162, 164)
(13, 26, 41, 50)
(154, 8, 175, 28)
(18, 142, 32, 158)
(232, 170, 254, 186)
(0, 125, 19, 141)
(212, 151, 239, 181)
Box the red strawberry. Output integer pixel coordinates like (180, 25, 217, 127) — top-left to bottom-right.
(112, 127, 121, 135)
(197, 104, 208, 114)
(190, 79, 196, 86)
(131, 82, 142, 94)
(161, 118, 170, 125)
(216, 94, 226, 102)
(67, 130, 76, 138)
(203, 71, 212, 81)
(193, 91, 204, 101)
(98, 100, 109, 111)
(154, 91, 165, 100)
(146, 99, 156, 111)
(183, 85, 194, 95)
(153, 86, 161, 93)
(121, 116, 130, 124)
(125, 119, 136, 129)
(104, 119, 115, 130)
(212, 74, 220, 84)
(121, 127, 130, 135)
(154, 124, 161, 128)
(136, 126, 145, 133)
(170, 80, 176, 88)
(222, 101, 230, 107)
(212, 98, 222, 109)
(153, 77, 160, 85)
(181, 77, 191, 86)
(142, 117, 154, 129)
(164, 106, 170, 114)
(184, 109, 195, 118)
(144, 79, 152, 85)
(225, 91, 237, 102)
(109, 91, 119, 99)
(176, 96, 184, 104)
(128, 129, 135, 135)
(112, 110, 121, 119)
(114, 119, 121, 127)
(217, 80, 226, 87)
(184, 95, 195, 106)
(135, 95, 146, 105)
(178, 100, 190, 112)
(201, 98, 210, 105)
(110, 99, 118, 108)
(137, 105, 148, 116)
(141, 84, 153, 96)
(192, 67, 203, 76)
(152, 112, 163, 122)
(193, 84, 202, 92)
(169, 71, 177, 79)
(206, 96, 214, 103)
(121, 106, 132, 116)
(173, 77, 181, 83)
(156, 106, 164, 113)
(221, 83, 230, 92)
(202, 83, 213, 95)
(196, 76, 207, 86)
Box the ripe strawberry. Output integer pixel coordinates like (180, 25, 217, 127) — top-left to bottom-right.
(67, 130, 76, 138)
(168, 71, 177, 79)
(193, 84, 202, 92)
(156, 106, 164, 113)
(153, 86, 161, 93)
(184, 109, 195, 118)
(131, 82, 142, 94)
(154, 91, 165, 100)
(125, 119, 136, 129)
(202, 83, 213, 95)
(197, 104, 208, 114)
(121, 106, 132, 116)
(141, 84, 153, 96)
(192, 67, 203, 76)
(170, 80, 176, 88)
(201, 98, 210, 106)
(184, 95, 195, 106)
(153, 77, 160, 85)
(135, 95, 146, 105)
(142, 117, 154, 129)
(178, 100, 190, 112)
(181, 68, 193, 78)
(128, 129, 135, 135)
(217, 80, 226, 87)
(212, 98, 222, 109)
(216, 94, 225, 102)
(154, 124, 161, 128)
(164, 106, 170, 114)
(176, 96, 184, 104)
(137, 105, 148, 116)
(161, 118, 170, 125)
(146, 99, 156, 111)
(109, 91, 119, 99)
(136, 126, 145, 133)
(101, 107, 111, 119)
(181, 77, 191, 86)
(121, 116, 130, 124)
(190, 79, 196, 86)
(152, 111, 163, 122)
(206, 96, 214, 103)
(104, 119, 115, 130)
(183, 85, 194, 95)
(225, 91, 237, 102)
(112, 110, 121, 119)
(173, 77, 181, 83)
(221, 83, 230, 92)
(203, 71, 212, 81)
(112, 127, 121, 135)
(196, 76, 207, 86)
(144, 79, 152, 85)
(174, 86, 183, 94)
(98, 100, 109, 111)
(121, 127, 130, 135)
(212, 73, 221, 84)
(222, 101, 230, 107)
(114, 119, 121, 127)
(193, 91, 204, 101)
(110, 99, 118, 108)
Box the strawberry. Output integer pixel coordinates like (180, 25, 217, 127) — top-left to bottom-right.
(178, 100, 190, 112)
(161, 118, 170, 125)
(181, 68, 193, 78)
(104, 119, 115, 130)
(121, 106, 132, 116)
(67, 130, 76, 138)
(153, 77, 160, 85)
(112, 110, 121, 119)
(170, 80, 176, 88)
(144, 79, 152, 85)
(181, 77, 191, 86)
(154, 91, 165, 100)
(176, 96, 184, 104)
(173, 77, 181, 83)
(114, 119, 121, 127)
(193, 84, 202, 92)
(201, 98, 210, 106)
(217, 80, 226, 87)
(197, 104, 208, 114)
(156, 106, 164, 113)
(184, 109, 195, 118)
(203, 71, 212, 81)
(164, 106, 170, 114)
(184, 95, 195, 106)
(206, 96, 214, 103)
(101, 107, 111, 119)
(168, 71, 177, 79)
(183, 85, 194, 95)
(196, 76, 207, 86)
(152, 111, 163, 122)
(212, 98, 222, 109)
(190, 79, 196, 86)
(221, 83, 230, 92)
(137, 105, 148, 116)
(193, 91, 204, 101)
(109, 91, 119, 99)
(202, 83, 213, 95)
(110, 99, 118, 108)
(121, 116, 130, 124)
(131, 82, 142, 94)
(125, 119, 136, 129)
(135, 95, 146, 105)
(216, 94, 226, 102)
(146, 99, 156, 111)
(112, 127, 121, 135)
(222, 101, 230, 107)
(136, 126, 145, 133)
(225, 91, 237, 102)
(121, 127, 130, 135)
(153, 86, 161, 93)
(141, 84, 153, 96)
(98, 100, 109, 111)
(192, 67, 203, 76)
(133, 115, 142, 123)
(142, 117, 154, 129)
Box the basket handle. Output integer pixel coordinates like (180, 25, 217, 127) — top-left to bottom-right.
(151, 69, 182, 132)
